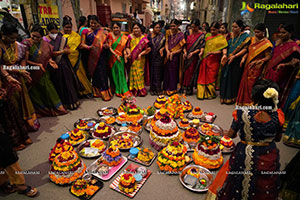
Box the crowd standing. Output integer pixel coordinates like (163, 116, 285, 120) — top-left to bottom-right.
(0, 14, 300, 199)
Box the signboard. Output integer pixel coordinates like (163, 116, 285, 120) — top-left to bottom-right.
(39, 4, 60, 29)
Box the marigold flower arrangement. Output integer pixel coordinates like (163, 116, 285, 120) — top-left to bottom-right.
(49, 150, 86, 185)
(102, 146, 122, 167)
(192, 136, 223, 169)
(69, 128, 87, 145)
(49, 138, 74, 162)
(90, 140, 105, 151)
(77, 119, 88, 129)
(119, 173, 137, 194)
(157, 141, 188, 173)
(182, 127, 200, 143)
(70, 178, 99, 197)
(164, 94, 185, 119)
(137, 147, 155, 162)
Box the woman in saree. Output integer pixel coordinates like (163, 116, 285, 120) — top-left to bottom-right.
(236, 23, 273, 106)
(196, 22, 228, 99)
(219, 23, 231, 41)
(44, 23, 81, 109)
(62, 16, 93, 97)
(163, 19, 186, 96)
(78, 16, 88, 36)
(125, 23, 151, 97)
(264, 24, 300, 108)
(0, 24, 39, 132)
(282, 67, 300, 146)
(220, 20, 250, 104)
(147, 22, 165, 95)
(106, 22, 130, 97)
(181, 19, 205, 96)
(80, 15, 112, 101)
(206, 79, 284, 200)
(0, 83, 38, 197)
(22, 24, 67, 117)
(0, 25, 32, 150)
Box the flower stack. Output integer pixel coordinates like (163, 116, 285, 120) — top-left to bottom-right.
(49, 150, 86, 185)
(157, 141, 188, 173)
(49, 138, 74, 162)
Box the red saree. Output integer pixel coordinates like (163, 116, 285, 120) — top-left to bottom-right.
(236, 37, 273, 105)
(264, 41, 300, 107)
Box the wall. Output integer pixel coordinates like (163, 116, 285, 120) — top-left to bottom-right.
(61, 0, 97, 30)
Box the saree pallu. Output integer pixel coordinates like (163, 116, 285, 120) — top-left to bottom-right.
(236, 37, 273, 106)
(127, 34, 149, 97)
(0, 41, 39, 131)
(220, 33, 250, 104)
(86, 28, 112, 100)
(49, 33, 81, 109)
(182, 32, 205, 89)
(22, 39, 67, 117)
(63, 31, 92, 96)
(264, 41, 300, 108)
(163, 31, 185, 95)
(197, 34, 228, 99)
(148, 33, 165, 92)
(108, 33, 129, 96)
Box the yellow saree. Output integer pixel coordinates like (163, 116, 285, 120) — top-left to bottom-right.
(63, 31, 92, 96)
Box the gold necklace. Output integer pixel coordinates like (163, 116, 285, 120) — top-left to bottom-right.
(3, 42, 17, 64)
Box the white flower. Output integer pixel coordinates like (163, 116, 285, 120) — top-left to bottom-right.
(263, 88, 278, 99)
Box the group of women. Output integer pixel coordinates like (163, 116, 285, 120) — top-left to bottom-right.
(1, 13, 300, 199)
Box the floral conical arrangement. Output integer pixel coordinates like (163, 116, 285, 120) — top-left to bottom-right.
(49, 150, 86, 185)
(157, 141, 188, 173)
(192, 136, 223, 169)
(49, 138, 74, 162)
(149, 113, 181, 151)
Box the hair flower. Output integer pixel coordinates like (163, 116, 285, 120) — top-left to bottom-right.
(263, 87, 278, 99)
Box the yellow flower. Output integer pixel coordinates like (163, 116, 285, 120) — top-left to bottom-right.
(263, 88, 278, 99)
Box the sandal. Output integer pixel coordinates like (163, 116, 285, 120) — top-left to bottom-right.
(0, 182, 16, 194)
(17, 186, 38, 197)
(13, 144, 26, 151)
(25, 138, 33, 145)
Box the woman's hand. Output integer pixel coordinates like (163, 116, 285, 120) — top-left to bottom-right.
(6, 75, 22, 91)
(166, 51, 171, 60)
(159, 49, 164, 57)
(63, 47, 70, 54)
(228, 55, 236, 64)
(116, 54, 121, 62)
(240, 56, 246, 67)
(221, 55, 227, 66)
(199, 52, 203, 58)
(187, 52, 193, 59)
(170, 52, 173, 61)
(276, 63, 285, 72)
(183, 52, 187, 59)
(138, 53, 142, 60)
(49, 60, 58, 69)
(0, 88, 7, 99)
(20, 71, 32, 83)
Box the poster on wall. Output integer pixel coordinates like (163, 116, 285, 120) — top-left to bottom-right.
(39, 3, 60, 29)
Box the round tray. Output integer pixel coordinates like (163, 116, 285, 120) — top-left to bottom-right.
(198, 123, 224, 137)
(73, 118, 99, 131)
(108, 131, 142, 151)
(179, 165, 213, 192)
(97, 107, 118, 117)
(77, 139, 107, 159)
(90, 123, 116, 140)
